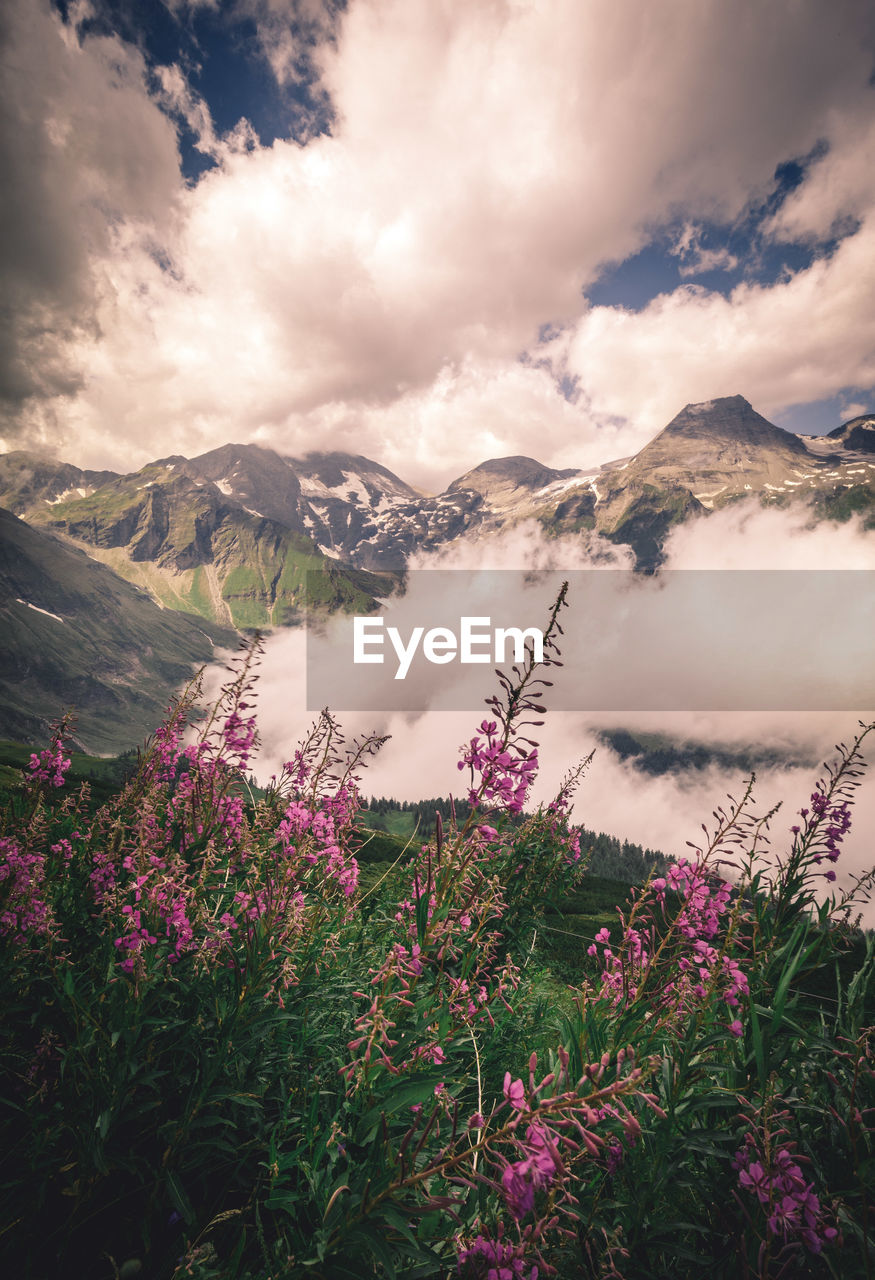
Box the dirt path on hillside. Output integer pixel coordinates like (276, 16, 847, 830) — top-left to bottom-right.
(203, 562, 234, 628)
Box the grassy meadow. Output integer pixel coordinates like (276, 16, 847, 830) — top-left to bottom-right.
(1, 611, 873, 1280)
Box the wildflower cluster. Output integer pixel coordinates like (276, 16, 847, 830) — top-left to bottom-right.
(588, 852, 747, 1038)
(26, 717, 72, 789)
(459, 719, 539, 815)
(453, 1046, 663, 1277)
(544, 759, 591, 868)
(458, 584, 567, 819)
(794, 785, 853, 883)
(0, 717, 76, 945)
(457, 1228, 538, 1280)
(734, 1127, 839, 1255)
(275, 790, 360, 898)
(0, 594, 873, 1280)
(0, 836, 56, 943)
(79, 643, 379, 983)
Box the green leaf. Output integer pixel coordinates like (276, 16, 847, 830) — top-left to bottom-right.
(356, 1075, 449, 1144)
(748, 996, 766, 1089)
(380, 1202, 420, 1249)
(770, 923, 809, 1029)
(414, 889, 430, 947)
(166, 1171, 195, 1225)
(335, 1226, 397, 1278)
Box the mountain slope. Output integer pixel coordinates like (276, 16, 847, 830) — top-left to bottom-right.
(4, 460, 388, 628)
(0, 507, 237, 753)
(447, 456, 585, 503)
(0, 451, 119, 508)
(826, 413, 875, 453)
(592, 395, 811, 545)
(585, 395, 875, 564)
(2, 396, 874, 607)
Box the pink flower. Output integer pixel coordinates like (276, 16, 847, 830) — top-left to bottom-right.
(501, 1162, 535, 1219)
(503, 1072, 526, 1111)
(524, 1124, 560, 1179)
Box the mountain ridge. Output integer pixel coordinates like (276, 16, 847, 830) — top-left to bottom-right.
(0, 454, 391, 629)
(2, 395, 874, 615)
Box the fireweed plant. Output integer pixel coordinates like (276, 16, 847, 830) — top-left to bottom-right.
(0, 587, 872, 1280)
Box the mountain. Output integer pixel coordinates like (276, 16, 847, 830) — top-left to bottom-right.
(2, 396, 874, 622)
(826, 413, 875, 453)
(513, 395, 874, 566)
(447, 456, 585, 503)
(291, 450, 422, 503)
(175, 443, 311, 533)
(0, 451, 391, 628)
(0, 507, 236, 754)
(635, 395, 810, 468)
(3, 393, 873, 758)
(580, 395, 811, 566)
(0, 451, 119, 508)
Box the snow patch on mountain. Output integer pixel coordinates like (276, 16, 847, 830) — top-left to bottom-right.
(16, 598, 65, 624)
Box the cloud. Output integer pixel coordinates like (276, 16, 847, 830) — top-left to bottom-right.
(226, 510, 875, 923)
(763, 107, 875, 244)
(3, 0, 875, 477)
(662, 500, 875, 570)
(154, 64, 221, 158)
(669, 222, 739, 278)
(0, 0, 181, 426)
(559, 220, 875, 443)
(235, 0, 343, 93)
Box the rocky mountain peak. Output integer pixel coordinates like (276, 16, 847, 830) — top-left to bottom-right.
(286, 451, 422, 502)
(446, 455, 580, 498)
(656, 395, 806, 453)
(625, 396, 811, 483)
(826, 413, 875, 453)
(178, 442, 305, 529)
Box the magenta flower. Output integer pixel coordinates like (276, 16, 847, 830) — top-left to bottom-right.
(501, 1162, 535, 1219)
(503, 1072, 526, 1111)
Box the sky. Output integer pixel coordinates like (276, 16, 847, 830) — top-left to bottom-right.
(4, 1, 873, 914)
(1, 0, 875, 490)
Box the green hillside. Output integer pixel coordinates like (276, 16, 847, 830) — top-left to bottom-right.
(0, 508, 237, 753)
(20, 465, 388, 629)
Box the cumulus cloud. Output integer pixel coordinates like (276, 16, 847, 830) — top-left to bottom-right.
(559, 221, 875, 446)
(0, 0, 181, 427)
(3, 0, 875, 479)
(154, 64, 221, 159)
(662, 500, 875, 570)
(763, 108, 875, 244)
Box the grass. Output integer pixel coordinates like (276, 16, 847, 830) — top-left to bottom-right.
(0, 739, 138, 807)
